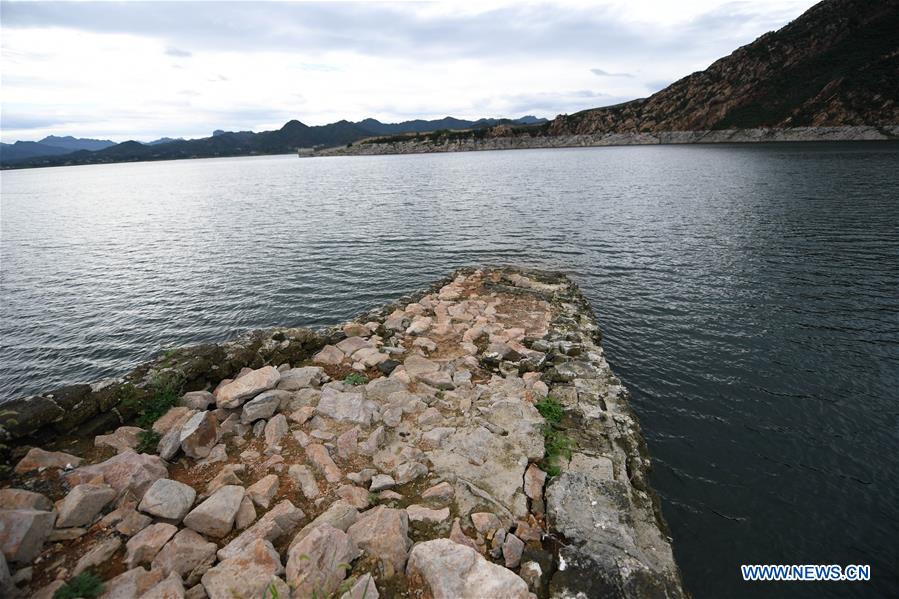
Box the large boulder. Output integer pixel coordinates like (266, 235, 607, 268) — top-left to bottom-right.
(406, 538, 530, 598)
(214, 366, 280, 409)
(138, 479, 197, 523)
(346, 506, 411, 578)
(240, 391, 283, 423)
(152, 528, 217, 586)
(56, 483, 117, 528)
(183, 485, 245, 538)
(286, 524, 360, 597)
(65, 451, 168, 500)
(201, 539, 284, 599)
(0, 489, 52, 511)
(0, 508, 56, 563)
(277, 367, 325, 391)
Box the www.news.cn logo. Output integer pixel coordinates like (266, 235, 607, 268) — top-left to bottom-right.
(741, 564, 871, 582)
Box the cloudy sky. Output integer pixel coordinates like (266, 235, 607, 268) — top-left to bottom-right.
(1, 0, 819, 143)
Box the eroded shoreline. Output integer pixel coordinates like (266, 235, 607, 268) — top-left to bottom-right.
(1, 267, 685, 598)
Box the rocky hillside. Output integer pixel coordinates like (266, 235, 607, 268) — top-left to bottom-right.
(547, 0, 898, 135)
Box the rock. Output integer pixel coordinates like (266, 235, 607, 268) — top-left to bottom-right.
(73, 536, 122, 576)
(152, 528, 217, 586)
(179, 411, 219, 459)
(235, 495, 257, 530)
(406, 538, 530, 598)
(406, 316, 432, 335)
(471, 512, 502, 535)
(520, 561, 543, 592)
(336, 485, 370, 510)
(263, 414, 289, 447)
(395, 461, 428, 484)
(116, 508, 153, 536)
(56, 483, 117, 528)
(137, 479, 196, 523)
(417, 407, 443, 426)
(33, 580, 66, 599)
(157, 426, 184, 461)
(418, 371, 455, 390)
(126, 522, 177, 568)
(514, 519, 541, 543)
(240, 392, 282, 423)
(0, 557, 11, 598)
(95, 426, 144, 453)
(197, 444, 227, 466)
(288, 500, 359, 552)
(523, 464, 546, 502)
(289, 464, 321, 499)
(359, 426, 385, 456)
(183, 485, 245, 538)
(337, 336, 373, 355)
(0, 489, 52, 511)
(403, 355, 439, 379)
(14, 447, 82, 473)
(184, 583, 207, 599)
(340, 572, 379, 599)
(337, 428, 359, 459)
(153, 407, 196, 435)
(369, 474, 395, 492)
(567, 452, 614, 481)
(217, 500, 304, 562)
(313, 345, 345, 365)
(144, 571, 185, 599)
(182, 391, 215, 411)
(317, 387, 374, 425)
(503, 533, 524, 568)
(406, 505, 450, 523)
(247, 475, 280, 509)
(286, 524, 360, 597)
(201, 539, 284, 599)
(206, 464, 243, 495)
(99, 566, 164, 599)
(347, 506, 410, 577)
(306, 444, 343, 483)
(48, 527, 86, 541)
(277, 366, 325, 391)
(66, 451, 168, 500)
(343, 323, 371, 337)
(214, 366, 280, 409)
(0, 509, 56, 563)
(421, 481, 454, 503)
(450, 517, 479, 551)
(289, 406, 316, 425)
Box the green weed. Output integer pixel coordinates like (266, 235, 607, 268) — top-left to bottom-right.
(54, 570, 104, 599)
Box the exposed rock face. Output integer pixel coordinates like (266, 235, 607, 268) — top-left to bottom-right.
(406, 538, 530, 598)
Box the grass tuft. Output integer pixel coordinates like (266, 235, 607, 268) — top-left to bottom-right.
(54, 570, 104, 599)
(343, 373, 367, 386)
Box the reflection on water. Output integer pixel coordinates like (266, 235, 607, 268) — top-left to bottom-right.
(2, 143, 898, 597)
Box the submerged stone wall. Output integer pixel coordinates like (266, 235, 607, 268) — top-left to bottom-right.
(0, 267, 685, 598)
(323, 124, 899, 156)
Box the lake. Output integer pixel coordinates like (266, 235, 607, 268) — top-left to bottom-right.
(1, 143, 897, 597)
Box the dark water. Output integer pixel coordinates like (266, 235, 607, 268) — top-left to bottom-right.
(2, 143, 898, 597)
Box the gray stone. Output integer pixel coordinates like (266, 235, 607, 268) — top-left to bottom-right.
(406, 505, 450, 523)
(97, 566, 163, 599)
(288, 500, 359, 552)
(340, 572, 379, 599)
(14, 447, 82, 474)
(201, 539, 284, 599)
(406, 538, 530, 598)
(182, 391, 215, 410)
(183, 485, 245, 538)
(139, 478, 197, 522)
(263, 414, 289, 447)
(125, 522, 177, 568)
(286, 524, 360, 597)
(336, 336, 373, 355)
(73, 536, 122, 576)
(289, 464, 321, 499)
(306, 443, 342, 483)
(95, 426, 144, 453)
(246, 474, 279, 509)
(317, 387, 374, 425)
(214, 366, 280, 409)
(240, 391, 283, 423)
(347, 506, 410, 578)
(503, 533, 524, 568)
(0, 489, 52, 511)
(57, 483, 117, 528)
(277, 367, 325, 391)
(0, 509, 56, 563)
(179, 411, 219, 459)
(313, 345, 345, 365)
(66, 450, 168, 500)
(369, 474, 395, 492)
(217, 500, 304, 562)
(144, 572, 185, 599)
(152, 528, 217, 586)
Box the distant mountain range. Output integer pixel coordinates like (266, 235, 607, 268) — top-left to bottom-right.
(0, 116, 546, 168)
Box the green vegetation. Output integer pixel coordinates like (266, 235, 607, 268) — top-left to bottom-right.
(122, 373, 184, 427)
(54, 570, 104, 599)
(135, 429, 162, 453)
(536, 397, 572, 477)
(343, 373, 367, 386)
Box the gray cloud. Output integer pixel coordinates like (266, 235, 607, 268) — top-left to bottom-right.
(165, 46, 191, 57)
(590, 68, 633, 78)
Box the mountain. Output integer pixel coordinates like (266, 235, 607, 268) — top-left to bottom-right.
(1, 115, 547, 168)
(0, 141, 75, 163)
(546, 0, 898, 136)
(144, 137, 185, 145)
(38, 135, 115, 151)
(356, 115, 547, 135)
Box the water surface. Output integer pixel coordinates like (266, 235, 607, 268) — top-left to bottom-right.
(2, 143, 898, 597)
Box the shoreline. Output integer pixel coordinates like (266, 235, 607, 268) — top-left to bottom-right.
(0, 267, 685, 598)
(322, 125, 899, 157)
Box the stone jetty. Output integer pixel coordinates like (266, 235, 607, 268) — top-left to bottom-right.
(0, 267, 685, 598)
